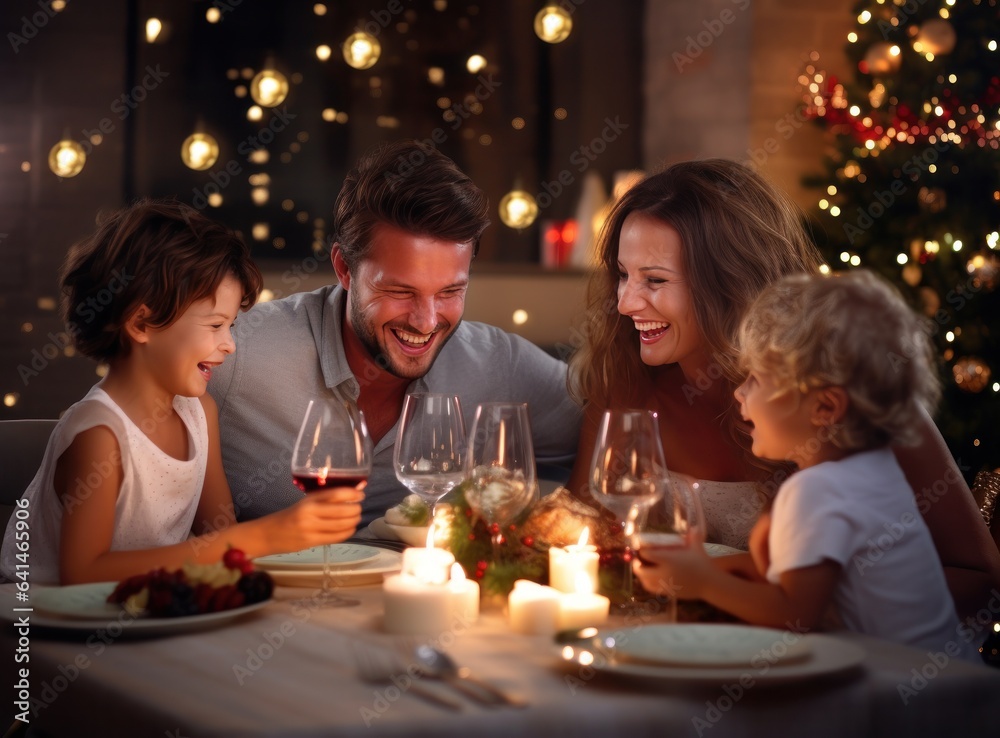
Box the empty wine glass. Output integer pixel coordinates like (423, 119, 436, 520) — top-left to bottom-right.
(464, 402, 537, 564)
(291, 397, 372, 608)
(589, 409, 668, 613)
(393, 393, 467, 526)
(633, 477, 706, 621)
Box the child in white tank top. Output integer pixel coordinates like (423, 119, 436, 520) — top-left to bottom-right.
(1, 200, 365, 585)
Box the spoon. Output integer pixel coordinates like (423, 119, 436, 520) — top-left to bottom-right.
(412, 644, 528, 708)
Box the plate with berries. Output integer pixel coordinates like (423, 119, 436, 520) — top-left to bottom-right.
(29, 549, 274, 635)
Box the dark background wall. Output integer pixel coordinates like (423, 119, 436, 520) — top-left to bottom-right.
(0, 0, 643, 419)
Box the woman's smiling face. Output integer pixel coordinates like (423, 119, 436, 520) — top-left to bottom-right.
(616, 212, 708, 374)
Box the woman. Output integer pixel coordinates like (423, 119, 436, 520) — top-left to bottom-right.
(567, 159, 1000, 618)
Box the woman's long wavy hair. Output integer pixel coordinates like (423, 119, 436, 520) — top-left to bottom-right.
(570, 159, 824, 485)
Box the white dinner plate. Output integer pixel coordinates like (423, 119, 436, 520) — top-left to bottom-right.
(704, 543, 744, 557)
(612, 624, 811, 667)
(557, 627, 865, 686)
(368, 517, 430, 547)
(254, 543, 381, 570)
(266, 548, 403, 588)
(18, 582, 270, 636)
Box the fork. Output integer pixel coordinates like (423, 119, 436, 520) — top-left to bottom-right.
(351, 643, 463, 711)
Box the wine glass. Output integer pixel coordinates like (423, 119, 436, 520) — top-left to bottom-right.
(589, 409, 668, 613)
(393, 393, 467, 527)
(291, 397, 372, 608)
(464, 402, 537, 564)
(633, 477, 706, 622)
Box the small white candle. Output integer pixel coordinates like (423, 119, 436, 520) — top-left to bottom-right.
(549, 528, 599, 594)
(557, 571, 610, 631)
(448, 563, 480, 624)
(507, 580, 561, 635)
(401, 544, 455, 585)
(383, 574, 453, 635)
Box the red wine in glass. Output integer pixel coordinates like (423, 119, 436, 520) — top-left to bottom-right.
(290, 397, 373, 609)
(293, 473, 368, 493)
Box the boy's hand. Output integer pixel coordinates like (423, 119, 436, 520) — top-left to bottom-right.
(633, 545, 713, 601)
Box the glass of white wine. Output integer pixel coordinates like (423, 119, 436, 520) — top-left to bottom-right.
(589, 408, 668, 613)
(464, 402, 537, 564)
(633, 477, 706, 621)
(393, 393, 467, 526)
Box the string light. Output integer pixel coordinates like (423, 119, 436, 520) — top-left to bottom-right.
(499, 190, 539, 229)
(250, 69, 289, 107)
(180, 132, 220, 171)
(48, 139, 86, 178)
(534, 6, 573, 44)
(343, 32, 381, 69)
(466, 55, 487, 74)
(145, 18, 163, 43)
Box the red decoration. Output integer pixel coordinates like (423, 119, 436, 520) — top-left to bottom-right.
(541, 219, 577, 268)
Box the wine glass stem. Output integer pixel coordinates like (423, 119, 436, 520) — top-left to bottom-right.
(491, 532, 503, 564)
(621, 523, 635, 603)
(322, 544, 331, 596)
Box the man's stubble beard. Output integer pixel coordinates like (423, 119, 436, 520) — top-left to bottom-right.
(348, 289, 462, 380)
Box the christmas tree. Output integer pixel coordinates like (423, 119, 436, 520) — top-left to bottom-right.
(802, 0, 1000, 480)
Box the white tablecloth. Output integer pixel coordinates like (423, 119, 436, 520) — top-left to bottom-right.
(1, 583, 997, 737)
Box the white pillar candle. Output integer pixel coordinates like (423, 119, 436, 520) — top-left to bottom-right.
(558, 591, 610, 631)
(448, 563, 480, 624)
(382, 574, 453, 635)
(549, 528, 599, 594)
(507, 580, 562, 635)
(401, 546, 455, 585)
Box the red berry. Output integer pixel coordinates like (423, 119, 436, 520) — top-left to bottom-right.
(521, 536, 534, 547)
(223, 548, 247, 570)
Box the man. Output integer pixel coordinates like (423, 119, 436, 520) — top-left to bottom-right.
(209, 140, 583, 527)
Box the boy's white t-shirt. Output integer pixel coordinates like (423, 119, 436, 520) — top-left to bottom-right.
(0, 385, 208, 585)
(767, 447, 977, 659)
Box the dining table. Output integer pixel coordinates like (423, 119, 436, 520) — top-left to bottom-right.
(1, 539, 998, 738)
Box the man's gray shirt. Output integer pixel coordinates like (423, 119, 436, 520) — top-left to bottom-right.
(208, 285, 583, 526)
